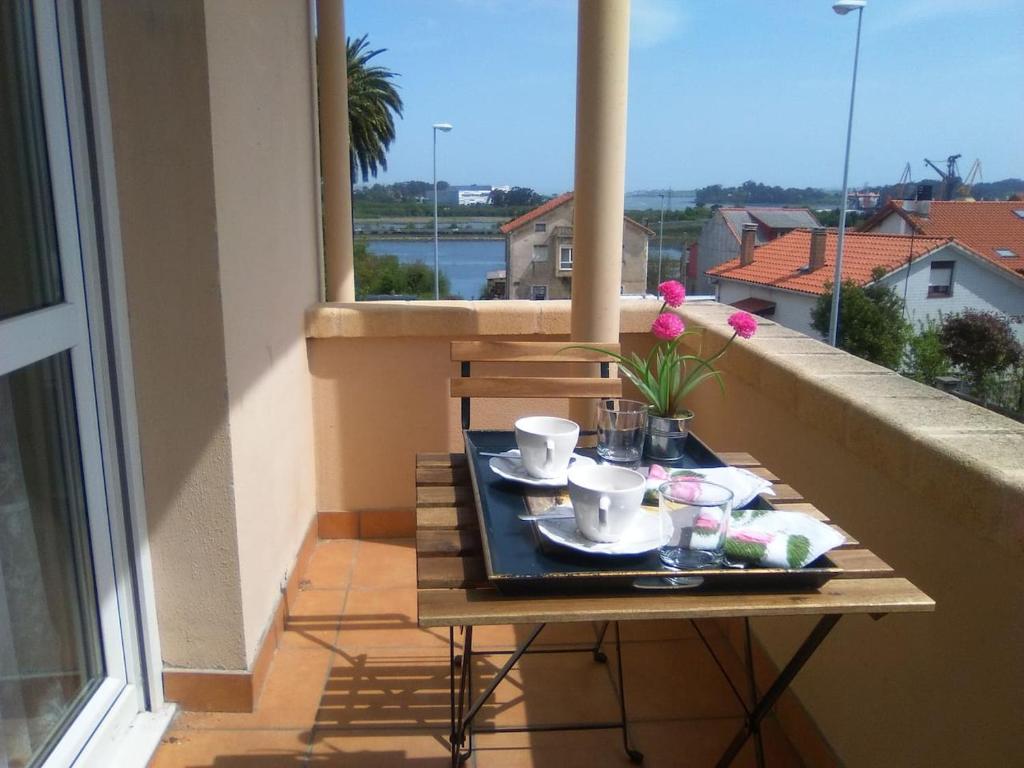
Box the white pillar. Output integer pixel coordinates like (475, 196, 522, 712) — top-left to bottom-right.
(317, 0, 355, 301)
(569, 0, 630, 429)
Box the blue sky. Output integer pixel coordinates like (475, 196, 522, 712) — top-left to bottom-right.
(345, 0, 1023, 194)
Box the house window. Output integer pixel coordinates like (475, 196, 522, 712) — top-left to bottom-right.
(532, 245, 549, 262)
(928, 261, 954, 298)
(534, 222, 546, 233)
(995, 248, 1016, 258)
(530, 285, 547, 300)
(559, 246, 574, 270)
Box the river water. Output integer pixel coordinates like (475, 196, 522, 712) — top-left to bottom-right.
(365, 239, 505, 300)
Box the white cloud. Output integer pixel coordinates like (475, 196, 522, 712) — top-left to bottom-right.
(631, 0, 686, 49)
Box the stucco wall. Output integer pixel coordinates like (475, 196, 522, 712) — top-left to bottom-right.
(204, 0, 320, 667)
(102, 0, 246, 670)
(695, 212, 740, 294)
(879, 245, 1024, 340)
(102, 0, 319, 671)
(716, 280, 819, 337)
(307, 299, 1022, 766)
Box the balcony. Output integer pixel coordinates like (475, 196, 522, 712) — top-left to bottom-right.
(146, 298, 1021, 767)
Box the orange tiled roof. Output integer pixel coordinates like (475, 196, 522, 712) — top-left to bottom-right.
(862, 200, 1024, 275)
(706, 230, 952, 295)
(498, 192, 655, 235)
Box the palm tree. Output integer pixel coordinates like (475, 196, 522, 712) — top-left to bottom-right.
(347, 35, 403, 182)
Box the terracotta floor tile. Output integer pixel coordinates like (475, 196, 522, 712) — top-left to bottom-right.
(148, 729, 310, 768)
(307, 729, 451, 766)
(349, 538, 417, 590)
(314, 649, 453, 732)
(176, 646, 334, 731)
(470, 621, 605, 650)
(337, 588, 449, 650)
(281, 590, 348, 650)
(619, 618, 699, 643)
(620, 639, 745, 722)
(302, 541, 360, 590)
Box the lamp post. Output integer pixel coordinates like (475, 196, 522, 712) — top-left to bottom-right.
(827, 0, 866, 347)
(432, 122, 453, 300)
(657, 192, 666, 284)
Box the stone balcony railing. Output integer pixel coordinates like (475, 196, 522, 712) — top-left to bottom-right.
(306, 298, 1022, 766)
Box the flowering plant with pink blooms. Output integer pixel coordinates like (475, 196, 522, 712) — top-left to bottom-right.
(565, 280, 758, 417)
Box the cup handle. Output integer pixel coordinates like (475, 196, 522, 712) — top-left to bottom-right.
(544, 438, 555, 473)
(598, 495, 610, 532)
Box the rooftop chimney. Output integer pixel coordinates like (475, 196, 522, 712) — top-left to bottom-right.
(740, 223, 757, 266)
(809, 227, 826, 270)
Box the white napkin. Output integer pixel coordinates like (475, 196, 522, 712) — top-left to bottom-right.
(641, 465, 774, 508)
(725, 509, 846, 568)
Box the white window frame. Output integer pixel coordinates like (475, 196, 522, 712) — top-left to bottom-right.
(0, 3, 166, 766)
(559, 245, 574, 271)
(927, 260, 954, 298)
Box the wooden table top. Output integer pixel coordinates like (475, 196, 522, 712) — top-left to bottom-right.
(415, 449, 934, 629)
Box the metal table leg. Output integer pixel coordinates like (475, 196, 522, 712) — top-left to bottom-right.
(715, 614, 842, 768)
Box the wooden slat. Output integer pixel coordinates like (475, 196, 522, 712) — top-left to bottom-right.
(767, 484, 803, 503)
(416, 506, 478, 530)
(451, 340, 619, 363)
(416, 453, 467, 469)
(417, 556, 487, 589)
(748, 466, 781, 483)
(417, 577, 933, 627)
(716, 452, 760, 468)
(417, 485, 473, 508)
(416, 529, 481, 556)
(828, 548, 894, 577)
(416, 465, 470, 485)
(451, 377, 622, 400)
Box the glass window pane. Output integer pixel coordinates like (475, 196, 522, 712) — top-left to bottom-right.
(0, 3, 63, 321)
(0, 353, 103, 766)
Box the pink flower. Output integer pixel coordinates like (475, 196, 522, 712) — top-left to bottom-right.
(727, 311, 758, 339)
(733, 529, 774, 545)
(651, 313, 684, 341)
(658, 280, 686, 307)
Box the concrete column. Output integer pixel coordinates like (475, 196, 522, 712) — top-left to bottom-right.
(569, 0, 630, 428)
(317, 0, 355, 301)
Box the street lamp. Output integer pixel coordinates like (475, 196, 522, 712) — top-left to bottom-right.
(827, 0, 866, 347)
(432, 122, 453, 300)
(657, 193, 666, 284)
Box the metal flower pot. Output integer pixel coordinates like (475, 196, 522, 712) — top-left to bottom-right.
(644, 411, 694, 461)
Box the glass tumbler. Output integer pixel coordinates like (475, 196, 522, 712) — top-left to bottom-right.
(595, 399, 649, 463)
(657, 479, 734, 569)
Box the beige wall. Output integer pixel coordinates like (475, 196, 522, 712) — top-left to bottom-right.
(308, 299, 1023, 766)
(103, 0, 319, 671)
(102, 0, 246, 670)
(204, 0, 320, 666)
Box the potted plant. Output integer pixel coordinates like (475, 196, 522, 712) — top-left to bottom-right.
(567, 280, 758, 460)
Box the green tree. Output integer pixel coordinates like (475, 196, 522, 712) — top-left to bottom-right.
(903, 319, 952, 385)
(938, 310, 1022, 393)
(354, 240, 449, 299)
(347, 35, 403, 182)
(811, 267, 910, 369)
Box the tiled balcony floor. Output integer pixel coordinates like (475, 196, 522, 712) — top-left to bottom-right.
(150, 539, 803, 767)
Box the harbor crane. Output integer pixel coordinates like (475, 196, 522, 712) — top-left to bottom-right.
(923, 154, 962, 200)
(958, 159, 982, 199)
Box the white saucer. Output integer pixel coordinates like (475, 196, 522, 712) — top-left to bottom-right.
(535, 509, 671, 555)
(488, 450, 595, 487)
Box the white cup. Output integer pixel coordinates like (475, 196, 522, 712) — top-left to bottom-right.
(567, 465, 647, 543)
(514, 416, 580, 479)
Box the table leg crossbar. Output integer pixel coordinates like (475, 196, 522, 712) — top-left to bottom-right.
(448, 621, 643, 766)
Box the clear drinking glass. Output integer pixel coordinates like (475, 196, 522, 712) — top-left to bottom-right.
(595, 399, 649, 463)
(658, 479, 734, 569)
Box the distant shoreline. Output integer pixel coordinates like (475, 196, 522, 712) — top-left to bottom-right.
(358, 233, 505, 241)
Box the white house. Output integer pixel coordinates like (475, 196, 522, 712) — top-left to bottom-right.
(706, 228, 1024, 340)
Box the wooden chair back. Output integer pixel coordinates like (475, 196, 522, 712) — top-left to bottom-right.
(450, 340, 622, 429)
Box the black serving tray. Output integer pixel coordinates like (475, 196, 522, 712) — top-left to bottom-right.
(463, 430, 841, 595)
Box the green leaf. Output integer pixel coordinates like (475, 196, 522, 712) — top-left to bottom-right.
(786, 535, 811, 568)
